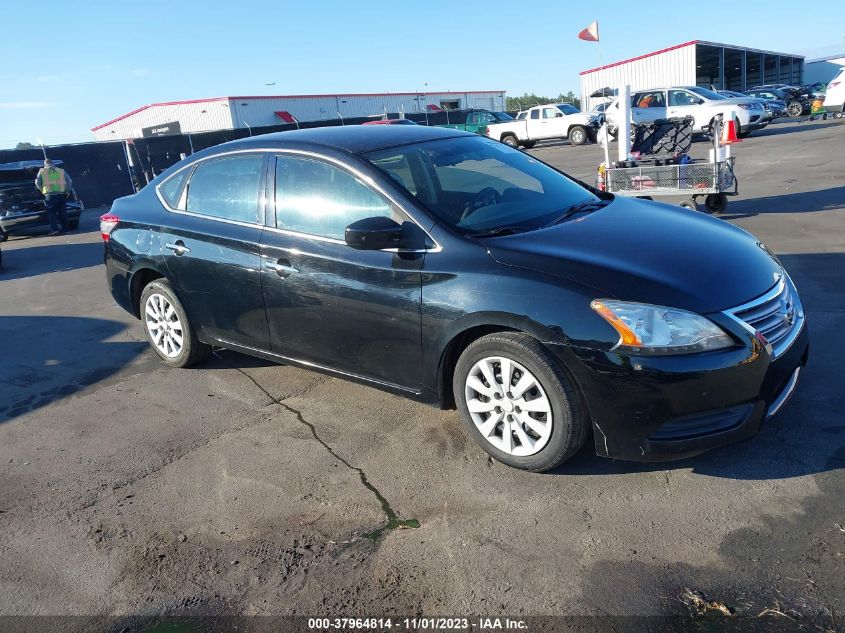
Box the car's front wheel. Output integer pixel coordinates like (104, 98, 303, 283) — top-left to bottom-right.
(140, 279, 211, 367)
(568, 125, 587, 145)
(453, 333, 587, 472)
(786, 101, 803, 117)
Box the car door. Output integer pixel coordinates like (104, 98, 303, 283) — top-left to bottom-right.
(537, 106, 569, 139)
(259, 152, 425, 390)
(631, 90, 667, 124)
(158, 152, 270, 349)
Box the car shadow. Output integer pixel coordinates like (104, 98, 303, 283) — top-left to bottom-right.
(719, 185, 845, 219)
(0, 316, 150, 425)
(750, 119, 842, 138)
(0, 242, 104, 281)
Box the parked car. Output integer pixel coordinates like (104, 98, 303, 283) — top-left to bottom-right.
(746, 87, 808, 117)
(0, 160, 85, 238)
(605, 86, 769, 137)
(362, 118, 417, 125)
(718, 90, 782, 120)
(589, 102, 612, 116)
(101, 126, 808, 472)
(822, 68, 844, 118)
(485, 104, 597, 148)
(438, 110, 514, 135)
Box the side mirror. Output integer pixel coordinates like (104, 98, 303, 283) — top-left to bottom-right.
(345, 216, 403, 250)
(555, 112, 564, 117)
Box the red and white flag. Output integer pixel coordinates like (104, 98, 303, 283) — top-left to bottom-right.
(578, 21, 599, 42)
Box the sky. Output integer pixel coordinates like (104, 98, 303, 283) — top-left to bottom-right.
(1, 0, 843, 149)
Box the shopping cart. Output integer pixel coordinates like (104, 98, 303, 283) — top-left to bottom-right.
(604, 157, 738, 213)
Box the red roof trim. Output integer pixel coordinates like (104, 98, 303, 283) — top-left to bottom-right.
(92, 91, 506, 131)
(580, 40, 698, 75)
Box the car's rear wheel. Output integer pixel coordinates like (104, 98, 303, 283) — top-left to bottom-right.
(786, 101, 803, 117)
(501, 134, 519, 148)
(453, 332, 587, 472)
(569, 126, 587, 145)
(140, 279, 210, 368)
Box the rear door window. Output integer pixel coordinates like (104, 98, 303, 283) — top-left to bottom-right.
(185, 154, 264, 223)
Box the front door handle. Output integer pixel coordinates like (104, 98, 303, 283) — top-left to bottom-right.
(264, 260, 299, 277)
(165, 241, 191, 256)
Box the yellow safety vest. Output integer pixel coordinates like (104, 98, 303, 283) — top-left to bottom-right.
(41, 167, 67, 195)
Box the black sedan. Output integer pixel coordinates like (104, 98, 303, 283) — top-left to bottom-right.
(101, 126, 808, 471)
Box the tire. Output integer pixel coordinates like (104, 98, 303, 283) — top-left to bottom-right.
(833, 110, 843, 119)
(521, 140, 537, 149)
(0, 229, 7, 243)
(679, 198, 698, 211)
(704, 193, 728, 214)
(453, 332, 588, 472)
(568, 126, 587, 146)
(501, 135, 519, 148)
(68, 219, 79, 230)
(786, 101, 803, 117)
(140, 279, 211, 368)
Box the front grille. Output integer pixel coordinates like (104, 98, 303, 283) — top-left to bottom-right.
(728, 276, 803, 358)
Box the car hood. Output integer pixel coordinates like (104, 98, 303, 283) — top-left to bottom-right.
(712, 97, 760, 106)
(481, 197, 781, 314)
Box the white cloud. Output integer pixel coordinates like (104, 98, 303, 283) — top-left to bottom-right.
(0, 101, 52, 109)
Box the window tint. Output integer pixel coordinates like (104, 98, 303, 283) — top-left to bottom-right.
(635, 91, 665, 108)
(185, 154, 263, 223)
(530, 109, 540, 120)
(669, 90, 698, 106)
(275, 156, 393, 240)
(159, 169, 189, 208)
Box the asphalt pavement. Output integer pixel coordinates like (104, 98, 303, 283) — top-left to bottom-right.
(0, 119, 843, 631)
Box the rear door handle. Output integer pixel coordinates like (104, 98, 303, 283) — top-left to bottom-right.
(165, 241, 191, 256)
(264, 260, 299, 277)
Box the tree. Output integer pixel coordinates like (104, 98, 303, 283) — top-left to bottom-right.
(15, 142, 34, 150)
(506, 91, 581, 112)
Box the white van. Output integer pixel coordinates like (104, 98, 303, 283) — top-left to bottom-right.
(822, 68, 845, 118)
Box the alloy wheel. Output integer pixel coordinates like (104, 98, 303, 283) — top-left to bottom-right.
(144, 293, 184, 358)
(464, 356, 553, 456)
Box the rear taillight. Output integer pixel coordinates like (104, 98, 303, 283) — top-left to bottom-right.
(100, 213, 119, 241)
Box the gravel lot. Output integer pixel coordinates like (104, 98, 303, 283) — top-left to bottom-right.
(1, 119, 843, 630)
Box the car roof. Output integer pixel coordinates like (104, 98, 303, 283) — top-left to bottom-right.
(223, 125, 468, 155)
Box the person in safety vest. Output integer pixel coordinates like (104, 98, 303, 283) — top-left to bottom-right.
(34, 159, 73, 236)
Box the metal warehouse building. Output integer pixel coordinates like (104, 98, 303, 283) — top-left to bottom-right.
(92, 90, 506, 141)
(580, 41, 804, 111)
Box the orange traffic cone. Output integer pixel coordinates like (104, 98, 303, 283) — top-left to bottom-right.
(720, 118, 741, 145)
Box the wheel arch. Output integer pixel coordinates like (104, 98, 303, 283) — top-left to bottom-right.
(129, 264, 168, 319)
(433, 312, 569, 410)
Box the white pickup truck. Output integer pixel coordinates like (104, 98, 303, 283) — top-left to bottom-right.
(485, 104, 598, 148)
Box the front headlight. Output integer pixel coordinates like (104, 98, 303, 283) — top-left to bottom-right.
(590, 300, 734, 355)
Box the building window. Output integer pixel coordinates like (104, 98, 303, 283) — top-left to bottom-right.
(764, 54, 779, 83)
(747, 53, 762, 88)
(724, 48, 744, 91)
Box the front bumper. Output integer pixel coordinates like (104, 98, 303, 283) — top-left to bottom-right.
(552, 315, 809, 462)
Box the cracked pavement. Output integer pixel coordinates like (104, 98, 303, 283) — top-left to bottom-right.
(0, 119, 843, 629)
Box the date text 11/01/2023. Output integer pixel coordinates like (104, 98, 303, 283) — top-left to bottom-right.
(307, 617, 528, 630)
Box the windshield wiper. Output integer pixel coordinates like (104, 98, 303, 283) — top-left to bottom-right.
(545, 198, 608, 226)
(467, 226, 532, 238)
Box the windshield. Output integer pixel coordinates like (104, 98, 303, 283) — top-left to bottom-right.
(556, 103, 579, 114)
(364, 136, 598, 235)
(687, 86, 725, 101)
(492, 112, 514, 121)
